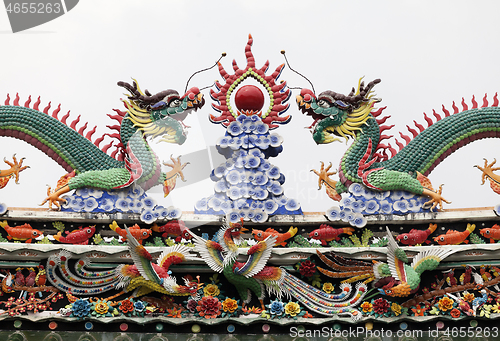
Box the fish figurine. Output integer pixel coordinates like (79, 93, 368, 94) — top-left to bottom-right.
(309, 224, 355, 246)
(396, 223, 437, 246)
(109, 221, 151, 244)
(0, 221, 42, 243)
(480, 224, 500, 243)
(53, 225, 96, 245)
(252, 226, 298, 246)
(434, 223, 475, 245)
(151, 220, 192, 242)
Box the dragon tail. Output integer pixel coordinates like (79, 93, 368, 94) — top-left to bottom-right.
(383, 95, 500, 176)
(1, 94, 124, 174)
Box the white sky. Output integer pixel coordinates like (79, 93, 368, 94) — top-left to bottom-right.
(1, 1, 500, 212)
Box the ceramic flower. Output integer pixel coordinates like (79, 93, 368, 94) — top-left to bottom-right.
(268, 300, 285, 316)
(298, 260, 316, 278)
(463, 292, 475, 302)
(373, 298, 390, 315)
(284, 302, 301, 317)
(450, 308, 461, 318)
(133, 300, 145, 313)
(391, 303, 402, 316)
(196, 296, 222, 319)
(322, 282, 334, 294)
(204, 284, 220, 297)
(438, 296, 453, 312)
(361, 302, 373, 313)
(71, 299, 91, 318)
(91, 299, 115, 317)
(119, 299, 134, 314)
(222, 298, 238, 314)
(186, 299, 198, 313)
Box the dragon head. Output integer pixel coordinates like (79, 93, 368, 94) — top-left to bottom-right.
(296, 78, 381, 144)
(119, 80, 205, 145)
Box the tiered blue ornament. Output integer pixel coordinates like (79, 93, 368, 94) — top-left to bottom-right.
(195, 114, 302, 222)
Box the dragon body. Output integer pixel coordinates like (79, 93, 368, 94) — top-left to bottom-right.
(298, 79, 500, 209)
(0, 81, 204, 208)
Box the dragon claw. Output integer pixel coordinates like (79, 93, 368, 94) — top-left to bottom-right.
(0, 154, 29, 187)
(40, 184, 70, 211)
(311, 161, 341, 201)
(163, 155, 189, 197)
(423, 185, 451, 212)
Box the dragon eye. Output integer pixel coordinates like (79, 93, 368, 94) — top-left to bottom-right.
(258, 233, 262, 237)
(440, 237, 444, 241)
(142, 232, 148, 236)
(486, 230, 490, 235)
(33, 231, 38, 236)
(169, 99, 181, 107)
(403, 235, 408, 240)
(317, 99, 329, 108)
(314, 232, 319, 237)
(86, 229, 91, 234)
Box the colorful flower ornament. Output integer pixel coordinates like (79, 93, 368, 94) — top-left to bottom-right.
(70, 299, 91, 319)
(284, 302, 301, 317)
(298, 260, 317, 278)
(196, 296, 222, 319)
(221, 298, 239, 317)
(361, 302, 373, 314)
(267, 300, 285, 318)
(203, 284, 220, 297)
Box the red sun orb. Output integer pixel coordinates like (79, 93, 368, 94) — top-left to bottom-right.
(234, 85, 265, 113)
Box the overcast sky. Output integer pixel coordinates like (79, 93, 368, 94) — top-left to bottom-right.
(1, 1, 500, 213)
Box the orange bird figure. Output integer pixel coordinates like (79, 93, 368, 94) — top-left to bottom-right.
(109, 221, 152, 244)
(434, 224, 475, 245)
(252, 226, 298, 246)
(480, 224, 500, 243)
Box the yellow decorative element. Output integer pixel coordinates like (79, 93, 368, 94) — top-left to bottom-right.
(476, 158, 500, 195)
(284, 302, 301, 317)
(438, 296, 454, 312)
(203, 284, 220, 297)
(94, 299, 110, 315)
(222, 298, 238, 313)
(360, 301, 373, 313)
(391, 302, 402, 316)
(322, 282, 334, 294)
(463, 292, 475, 302)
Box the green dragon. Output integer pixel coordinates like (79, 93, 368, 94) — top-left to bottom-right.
(0, 80, 204, 208)
(297, 78, 500, 210)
